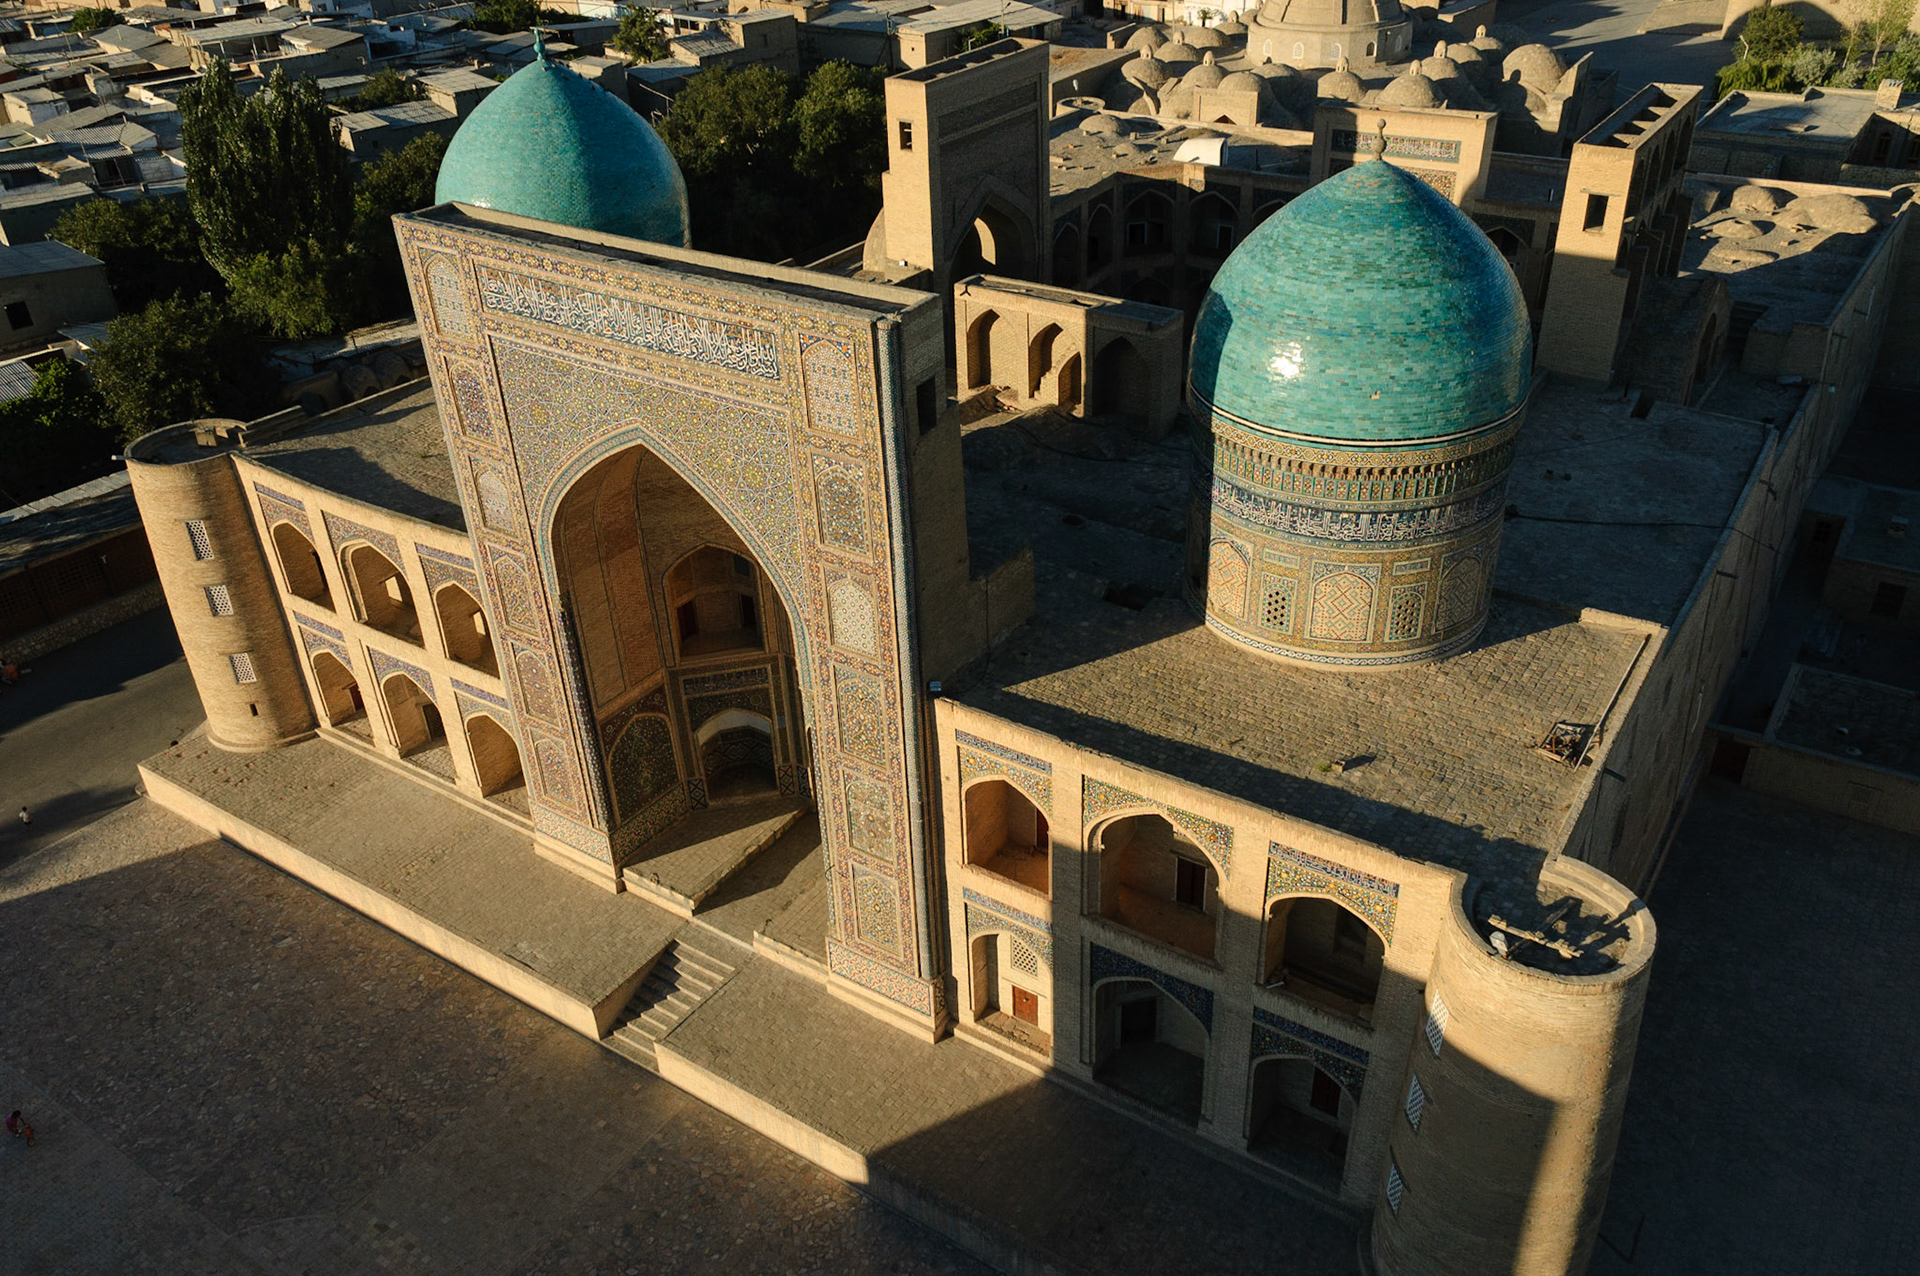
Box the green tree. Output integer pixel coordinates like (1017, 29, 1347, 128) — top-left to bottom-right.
(661, 63, 795, 182)
(0, 359, 114, 503)
(959, 22, 1005, 52)
(339, 68, 423, 113)
(609, 7, 670, 61)
(67, 7, 122, 36)
(181, 63, 357, 336)
(89, 296, 273, 444)
(793, 60, 884, 186)
(49, 197, 222, 312)
(1738, 2, 1803, 59)
(351, 133, 449, 315)
(469, 0, 573, 34)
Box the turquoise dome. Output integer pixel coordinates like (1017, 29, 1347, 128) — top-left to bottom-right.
(1188, 160, 1530, 445)
(435, 45, 690, 246)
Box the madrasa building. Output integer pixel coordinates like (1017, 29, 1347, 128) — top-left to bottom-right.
(125, 30, 1914, 1276)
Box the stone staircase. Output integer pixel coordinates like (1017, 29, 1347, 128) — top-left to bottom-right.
(604, 933, 739, 1070)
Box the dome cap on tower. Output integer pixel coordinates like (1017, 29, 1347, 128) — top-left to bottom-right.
(1189, 158, 1531, 445)
(435, 33, 691, 246)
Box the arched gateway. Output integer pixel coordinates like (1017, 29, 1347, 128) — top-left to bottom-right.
(397, 207, 985, 1033)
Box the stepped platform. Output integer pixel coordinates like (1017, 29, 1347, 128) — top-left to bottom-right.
(621, 793, 804, 916)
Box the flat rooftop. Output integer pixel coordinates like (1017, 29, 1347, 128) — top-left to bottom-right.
(1773, 665, 1920, 775)
(1686, 181, 1897, 327)
(1833, 483, 1920, 574)
(951, 373, 1767, 874)
(246, 382, 463, 531)
(1697, 88, 1883, 144)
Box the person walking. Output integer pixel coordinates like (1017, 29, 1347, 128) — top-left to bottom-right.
(16, 807, 28, 826)
(5, 1110, 33, 1146)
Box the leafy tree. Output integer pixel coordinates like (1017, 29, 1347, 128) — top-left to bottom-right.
(351, 133, 449, 315)
(1877, 31, 1920, 87)
(339, 68, 423, 113)
(89, 296, 273, 444)
(49, 197, 222, 312)
(661, 63, 795, 183)
(1738, 2, 1803, 59)
(1786, 42, 1840, 87)
(609, 7, 670, 61)
(959, 22, 1005, 52)
(1716, 55, 1794, 96)
(181, 63, 356, 336)
(0, 359, 115, 503)
(67, 7, 122, 36)
(468, 0, 573, 35)
(793, 60, 884, 187)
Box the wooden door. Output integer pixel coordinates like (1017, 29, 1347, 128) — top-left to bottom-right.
(1011, 986, 1038, 1024)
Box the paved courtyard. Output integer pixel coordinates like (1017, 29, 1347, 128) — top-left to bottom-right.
(1592, 782, 1920, 1274)
(0, 801, 987, 1276)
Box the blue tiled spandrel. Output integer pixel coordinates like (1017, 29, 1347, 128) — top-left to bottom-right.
(1188, 161, 1532, 445)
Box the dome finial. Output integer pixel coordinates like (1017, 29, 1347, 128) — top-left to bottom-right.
(533, 25, 548, 61)
(1366, 119, 1387, 161)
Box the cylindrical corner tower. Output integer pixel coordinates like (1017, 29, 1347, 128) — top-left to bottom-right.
(1185, 156, 1532, 669)
(1372, 859, 1655, 1276)
(126, 423, 316, 751)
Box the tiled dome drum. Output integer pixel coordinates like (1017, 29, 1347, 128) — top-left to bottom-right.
(1185, 158, 1533, 669)
(435, 39, 691, 246)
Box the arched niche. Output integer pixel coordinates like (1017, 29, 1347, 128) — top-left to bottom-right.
(310, 650, 363, 730)
(272, 522, 331, 608)
(345, 544, 420, 645)
(1090, 813, 1220, 961)
(434, 581, 498, 676)
(962, 778, 1049, 896)
(968, 929, 1051, 1049)
(1051, 222, 1082, 287)
(1092, 337, 1152, 431)
(1122, 190, 1172, 255)
(1027, 323, 1062, 398)
(666, 545, 764, 661)
(965, 309, 999, 390)
(695, 707, 777, 802)
(381, 671, 443, 757)
(1087, 204, 1115, 271)
(1264, 895, 1386, 1018)
(1245, 1054, 1354, 1187)
(464, 711, 524, 800)
(1091, 975, 1207, 1124)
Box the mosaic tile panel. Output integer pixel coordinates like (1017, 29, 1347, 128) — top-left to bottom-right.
(1266, 843, 1400, 943)
(1251, 1005, 1369, 1098)
(425, 255, 472, 337)
(683, 687, 774, 732)
(1440, 552, 1485, 631)
(608, 713, 677, 822)
(1208, 539, 1249, 619)
(799, 337, 861, 436)
(416, 543, 480, 597)
(811, 456, 869, 554)
(1330, 131, 1461, 163)
(367, 646, 433, 697)
(1386, 583, 1426, 641)
(832, 664, 887, 764)
(253, 483, 309, 536)
(854, 866, 900, 952)
(680, 667, 770, 696)
(1089, 943, 1213, 1033)
(453, 690, 512, 731)
(958, 744, 1053, 815)
(962, 888, 1053, 969)
(844, 776, 894, 859)
(448, 362, 494, 440)
(293, 611, 344, 641)
(829, 939, 935, 1016)
(826, 576, 877, 654)
(321, 511, 400, 564)
(297, 622, 348, 663)
(1082, 777, 1234, 879)
(1309, 566, 1376, 642)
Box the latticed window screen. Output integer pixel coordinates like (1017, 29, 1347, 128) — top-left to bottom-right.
(1405, 1074, 1426, 1132)
(228, 651, 257, 684)
(1423, 992, 1450, 1056)
(205, 584, 234, 616)
(1008, 936, 1039, 977)
(1386, 1160, 1406, 1214)
(1262, 582, 1292, 631)
(185, 519, 213, 560)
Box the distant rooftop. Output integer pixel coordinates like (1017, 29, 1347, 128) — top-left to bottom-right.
(1697, 88, 1888, 145)
(0, 240, 103, 277)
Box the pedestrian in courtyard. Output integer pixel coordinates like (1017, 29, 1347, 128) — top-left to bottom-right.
(5, 1110, 33, 1146)
(16, 807, 29, 826)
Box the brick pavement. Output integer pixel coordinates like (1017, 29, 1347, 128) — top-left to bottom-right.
(0, 801, 988, 1276)
(1591, 782, 1920, 1273)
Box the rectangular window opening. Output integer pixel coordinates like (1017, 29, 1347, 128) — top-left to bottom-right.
(1582, 192, 1610, 232)
(5, 300, 31, 330)
(915, 378, 938, 435)
(185, 520, 213, 561)
(898, 120, 913, 150)
(1174, 857, 1206, 908)
(1871, 581, 1906, 618)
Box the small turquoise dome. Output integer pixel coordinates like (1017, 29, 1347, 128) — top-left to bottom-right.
(435, 44, 690, 246)
(1188, 159, 1530, 445)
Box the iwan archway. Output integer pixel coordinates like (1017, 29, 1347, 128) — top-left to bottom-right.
(400, 207, 964, 1032)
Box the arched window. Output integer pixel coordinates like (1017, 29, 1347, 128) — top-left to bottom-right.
(696, 707, 776, 801)
(345, 545, 420, 645)
(1188, 191, 1238, 258)
(1090, 813, 1219, 960)
(1052, 222, 1083, 288)
(272, 522, 331, 608)
(1263, 897, 1385, 1017)
(966, 309, 999, 390)
(1092, 976, 1207, 1123)
(969, 931, 1051, 1052)
(464, 712, 524, 801)
(666, 546, 762, 659)
(1092, 337, 1152, 431)
(962, 779, 1049, 894)
(434, 582, 497, 676)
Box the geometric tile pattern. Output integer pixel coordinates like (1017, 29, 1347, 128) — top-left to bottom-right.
(1265, 843, 1399, 943)
(1089, 943, 1213, 1034)
(1083, 776, 1234, 879)
(962, 887, 1053, 969)
(956, 729, 1053, 815)
(1250, 1005, 1369, 1098)
(321, 510, 401, 565)
(253, 483, 310, 536)
(366, 645, 434, 697)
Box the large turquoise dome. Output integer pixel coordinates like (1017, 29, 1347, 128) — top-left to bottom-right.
(1188, 159, 1530, 445)
(435, 45, 690, 246)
